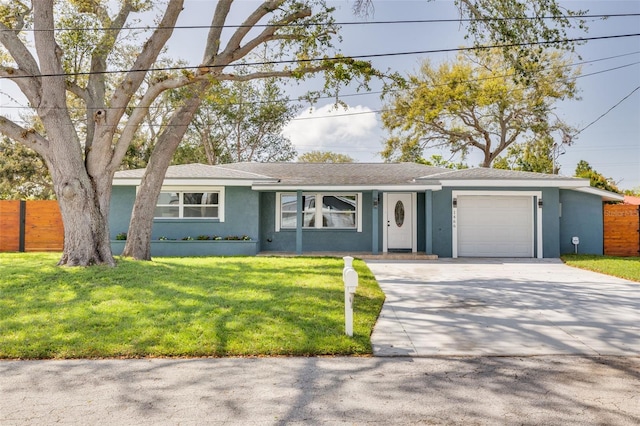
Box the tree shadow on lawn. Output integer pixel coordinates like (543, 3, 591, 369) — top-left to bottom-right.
(0, 256, 384, 359)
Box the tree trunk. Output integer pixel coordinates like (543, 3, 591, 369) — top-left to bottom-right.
(122, 94, 204, 260)
(50, 161, 115, 267)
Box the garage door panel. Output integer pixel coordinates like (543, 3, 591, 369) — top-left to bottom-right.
(457, 195, 533, 257)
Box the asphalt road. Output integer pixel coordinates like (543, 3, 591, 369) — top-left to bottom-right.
(1, 356, 639, 425)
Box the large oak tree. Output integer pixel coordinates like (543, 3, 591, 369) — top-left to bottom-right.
(0, 0, 377, 264)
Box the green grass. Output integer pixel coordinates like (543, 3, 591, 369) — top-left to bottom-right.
(561, 254, 640, 282)
(0, 253, 385, 359)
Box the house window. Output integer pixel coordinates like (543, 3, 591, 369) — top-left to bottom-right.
(154, 188, 223, 220)
(277, 193, 361, 231)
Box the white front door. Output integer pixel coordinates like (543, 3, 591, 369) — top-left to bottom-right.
(387, 193, 413, 250)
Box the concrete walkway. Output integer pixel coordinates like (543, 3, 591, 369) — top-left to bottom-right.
(367, 258, 640, 357)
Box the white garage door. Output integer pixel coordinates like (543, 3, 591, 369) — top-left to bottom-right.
(457, 195, 534, 257)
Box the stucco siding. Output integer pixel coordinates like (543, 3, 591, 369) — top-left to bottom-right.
(559, 189, 604, 255)
(431, 188, 454, 257)
(541, 188, 560, 258)
(110, 186, 260, 241)
(110, 186, 136, 238)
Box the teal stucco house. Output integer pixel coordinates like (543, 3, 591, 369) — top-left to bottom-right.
(110, 162, 623, 258)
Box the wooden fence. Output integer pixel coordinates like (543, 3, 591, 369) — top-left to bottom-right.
(604, 204, 640, 257)
(0, 200, 64, 252)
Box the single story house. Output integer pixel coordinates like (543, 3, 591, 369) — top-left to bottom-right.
(110, 162, 623, 258)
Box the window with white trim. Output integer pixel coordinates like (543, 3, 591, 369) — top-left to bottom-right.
(278, 193, 361, 231)
(154, 189, 222, 219)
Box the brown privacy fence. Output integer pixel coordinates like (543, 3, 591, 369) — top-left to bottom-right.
(0, 200, 64, 252)
(603, 204, 640, 257)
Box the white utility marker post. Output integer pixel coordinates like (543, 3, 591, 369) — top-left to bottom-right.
(343, 256, 359, 337)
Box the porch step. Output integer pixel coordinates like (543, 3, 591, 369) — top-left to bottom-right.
(257, 251, 438, 260)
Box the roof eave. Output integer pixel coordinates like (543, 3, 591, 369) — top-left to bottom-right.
(113, 177, 278, 187)
(250, 184, 443, 191)
(437, 179, 587, 188)
(572, 186, 625, 202)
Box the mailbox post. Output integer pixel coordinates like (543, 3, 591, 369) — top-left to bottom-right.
(343, 256, 359, 337)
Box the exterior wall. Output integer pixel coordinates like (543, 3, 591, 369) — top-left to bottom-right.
(110, 186, 136, 238)
(559, 189, 604, 255)
(110, 184, 603, 257)
(432, 188, 454, 257)
(259, 191, 375, 252)
(430, 187, 562, 258)
(541, 187, 561, 258)
(416, 192, 426, 252)
(109, 185, 260, 255)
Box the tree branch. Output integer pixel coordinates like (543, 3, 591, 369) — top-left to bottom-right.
(223, 6, 312, 66)
(0, 23, 42, 105)
(109, 73, 192, 170)
(217, 1, 285, 65)
(107, 0, 184, 118)
(0, 115, 50, 156)
(84, 0, 135, 153)
(202, 0, 233, 64)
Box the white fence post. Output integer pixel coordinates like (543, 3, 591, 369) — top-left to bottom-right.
(343, 256, 359, 337)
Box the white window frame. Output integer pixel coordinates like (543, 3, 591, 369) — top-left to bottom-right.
(276, 192, 362, 232)
(151, 186, 225, 221)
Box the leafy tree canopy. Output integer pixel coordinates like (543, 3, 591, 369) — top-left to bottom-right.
(297, 150, 355, 163)
(493, 136, 561, 174)
(575, 160, 621, 193)
(381, 48, 579, 167)
(416, 154, 468, 170)
(354, 0, 587, 78)
(173, 68, 299, 166)
(0, 138, 54, 200)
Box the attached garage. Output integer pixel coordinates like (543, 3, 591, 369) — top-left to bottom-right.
(452, 191, 542, 258)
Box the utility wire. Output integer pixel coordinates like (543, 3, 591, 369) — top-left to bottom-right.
(2, 51, 638, 115)
(1, 33, 639, 81)
(574, 86, 640, 136)
(7, 13, 638, 32)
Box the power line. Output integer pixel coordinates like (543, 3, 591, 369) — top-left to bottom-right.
(2, 50, 638, 113)
(574, 85, 640, 136)
(3, 55, 638, 121)
(1, 33, 639, 81)
(7, 13, 638, 33)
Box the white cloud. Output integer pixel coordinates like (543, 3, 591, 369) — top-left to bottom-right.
(282, 103, 385, 162)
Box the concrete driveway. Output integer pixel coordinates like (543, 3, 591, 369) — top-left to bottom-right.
(366, 259, 640, 357)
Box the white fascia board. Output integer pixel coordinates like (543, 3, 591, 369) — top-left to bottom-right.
(114, 178, 264, 187)
(251, 184, 442, 191)
(113, 178, 144, 186)
(572, 186, 625, 201)
(441, 179, 586, 188)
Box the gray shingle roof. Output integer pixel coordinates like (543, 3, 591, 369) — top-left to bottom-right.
(219, 162, 446, 185)
(114, 163, 275, 181)
(114, 162, 587, 186)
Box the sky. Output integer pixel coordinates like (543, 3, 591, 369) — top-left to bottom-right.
(1, 1, 638, 189)
(279, 0, 640, 190)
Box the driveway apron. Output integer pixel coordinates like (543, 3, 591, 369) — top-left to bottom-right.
(366, 258, 640, 357)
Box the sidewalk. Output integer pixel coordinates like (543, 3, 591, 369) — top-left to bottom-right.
(2, 356, 639, 425)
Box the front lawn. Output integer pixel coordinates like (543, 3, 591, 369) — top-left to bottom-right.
(0, 254, 385, 359)
(561, 254, 640, 282)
